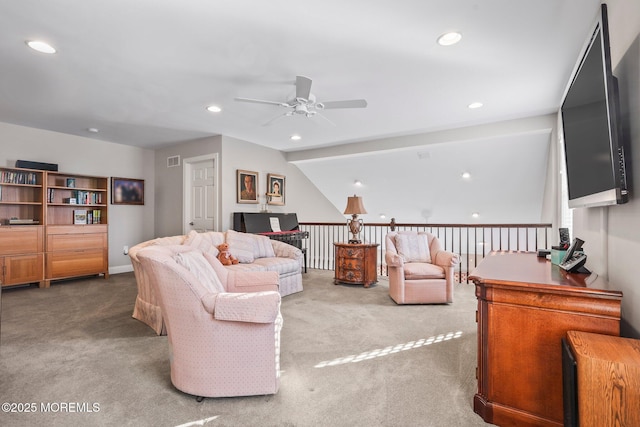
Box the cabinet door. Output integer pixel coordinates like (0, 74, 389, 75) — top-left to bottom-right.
(3, 253, 44, 286)
(0, 226, 43, 255)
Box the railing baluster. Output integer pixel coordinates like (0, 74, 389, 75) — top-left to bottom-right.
(297, 222, 552, 283)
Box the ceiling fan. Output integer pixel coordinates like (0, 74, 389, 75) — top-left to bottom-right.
(234, 76, 367, 126)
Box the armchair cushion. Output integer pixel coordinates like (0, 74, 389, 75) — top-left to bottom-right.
(203, 291, 281, 323)
(395, 232, 431, 263)
(174, 250, 225, 293)
(403, 262, 446, 280)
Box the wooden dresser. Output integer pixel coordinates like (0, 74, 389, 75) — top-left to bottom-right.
(470, 252, 622, 427)
(334, 243, 378, 287)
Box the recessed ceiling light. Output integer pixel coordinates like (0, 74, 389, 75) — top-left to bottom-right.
(290, 134, 301, 141)
(472, 212, 480, 218)
(437, 32, 462, 46)
(87, 128, 99, 133)
(206, 105, 221, 113)
(26, 40, 56, 54)
(354, 180, 362, 186)
(380, 214, 386, 219)
(468, 102, 483, 109)
(462, 172, 471, 179)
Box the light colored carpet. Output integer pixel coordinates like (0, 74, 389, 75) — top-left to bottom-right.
(0, 270, 493, 426)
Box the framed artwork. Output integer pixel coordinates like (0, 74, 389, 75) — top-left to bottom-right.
(237, 170, 259, 204)
(111, 177, 144, 205)
(267, 173, 285, 205)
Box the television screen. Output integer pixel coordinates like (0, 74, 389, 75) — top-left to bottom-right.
(560, 4, 628, 208)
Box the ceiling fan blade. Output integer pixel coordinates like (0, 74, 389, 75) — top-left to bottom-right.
(321, 99, 368, 109)
(262, 112, 293, 127)
(235, 97, 289, 107)
(296, 76, 312, 101)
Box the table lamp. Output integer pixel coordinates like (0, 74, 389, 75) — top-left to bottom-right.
(343, 194, 367, 243)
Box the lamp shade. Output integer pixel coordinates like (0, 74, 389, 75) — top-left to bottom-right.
(343, 195, 367, 215)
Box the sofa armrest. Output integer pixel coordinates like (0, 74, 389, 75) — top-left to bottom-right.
(271, 239, 303, 260)
(225, 270, 279, 293)
(201, 291, 281, 323)
(433, 249, 460, 267)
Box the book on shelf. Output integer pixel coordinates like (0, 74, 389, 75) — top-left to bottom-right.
(73, 210, 88, 225)
(1, 171, 38, 185)
(6, 218, 40, 225)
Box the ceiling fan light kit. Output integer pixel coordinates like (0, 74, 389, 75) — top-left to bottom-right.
(235, 75, 367, 126)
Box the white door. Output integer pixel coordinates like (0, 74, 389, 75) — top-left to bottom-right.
(183, 155, 217, 233)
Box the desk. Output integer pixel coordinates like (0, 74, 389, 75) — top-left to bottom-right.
(470, 252, 622, 427)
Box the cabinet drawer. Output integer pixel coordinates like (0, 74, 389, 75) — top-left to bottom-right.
(338, 259, 364, 270)
(337, 269, 364, 282)
(46, 249, 107, 279)
(0, 226, 43, 255)
(47, 233, 107, 251)
(337, 247, 364, 259)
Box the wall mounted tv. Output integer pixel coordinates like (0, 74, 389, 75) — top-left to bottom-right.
(560, 4, 628, 209)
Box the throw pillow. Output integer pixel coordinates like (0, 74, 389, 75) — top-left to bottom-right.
(395, 232, 431, 263)
(183, 230, 223, 258)
(174, 250, 225, 293)
(225, 230, 256, 263)
(252, 233, 276, 259)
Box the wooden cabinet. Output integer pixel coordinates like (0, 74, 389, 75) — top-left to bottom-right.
(470, 252, 622, 427)
(45, 172, 108, 285)
(0, 167, 45, 287)
(334, 243, 378, 287)
(566, 331, 640, 427)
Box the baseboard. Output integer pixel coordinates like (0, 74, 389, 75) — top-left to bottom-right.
(109, 265, 134, 275)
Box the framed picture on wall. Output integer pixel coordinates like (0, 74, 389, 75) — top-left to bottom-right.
(267, 173, 285, 205)
(237, 170, 259, 204)
(111, 177, 144, 205)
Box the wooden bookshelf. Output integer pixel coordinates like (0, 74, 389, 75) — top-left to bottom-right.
(0, 167, 45, 287)
(45, 172, 109, 285)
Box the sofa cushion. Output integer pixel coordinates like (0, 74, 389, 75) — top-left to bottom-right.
(174, 250, 225, 293)
(395, 232, 431, 263)
(225, 230, 256, 263)
(253, 257, 300, 276)
(403, 262, 445, 280)
(183, 230, 225, 258)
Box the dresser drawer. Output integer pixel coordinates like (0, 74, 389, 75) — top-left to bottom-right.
(337, 246, 365, 259)
(46, 249, 107, 279)
(47, 232, 107, 251)
(336, 268, 364, 283)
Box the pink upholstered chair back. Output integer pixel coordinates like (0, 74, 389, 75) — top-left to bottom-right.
(385, 231, 459, 304)
(137, 245, 282, 398)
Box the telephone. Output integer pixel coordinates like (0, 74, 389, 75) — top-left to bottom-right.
(559, 237, 590, 273)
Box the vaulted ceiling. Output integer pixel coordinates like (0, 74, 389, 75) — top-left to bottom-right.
(0, 0, 602, 223)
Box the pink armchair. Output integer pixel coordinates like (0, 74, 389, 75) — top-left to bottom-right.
(385, 231, 460, 304)
(136, 245, 282, 399)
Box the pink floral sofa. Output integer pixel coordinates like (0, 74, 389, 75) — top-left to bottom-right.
(129, 229, 303, 335)
(136, 244, 282, 398)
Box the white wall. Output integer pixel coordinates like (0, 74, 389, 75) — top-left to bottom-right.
(219, 136, 344, 231)
(154, 135, 222, 237)
(153, 135, 343, 236)
(572, 1, 640, 337)
(0, 122, 154, 274)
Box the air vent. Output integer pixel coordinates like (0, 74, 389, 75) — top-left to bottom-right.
(167, 155, 180, 168)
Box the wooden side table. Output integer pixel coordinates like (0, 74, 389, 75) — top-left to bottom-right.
(334, 242, 378, 287)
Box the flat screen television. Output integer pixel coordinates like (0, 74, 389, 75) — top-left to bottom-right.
(560, 4, 628, 209)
